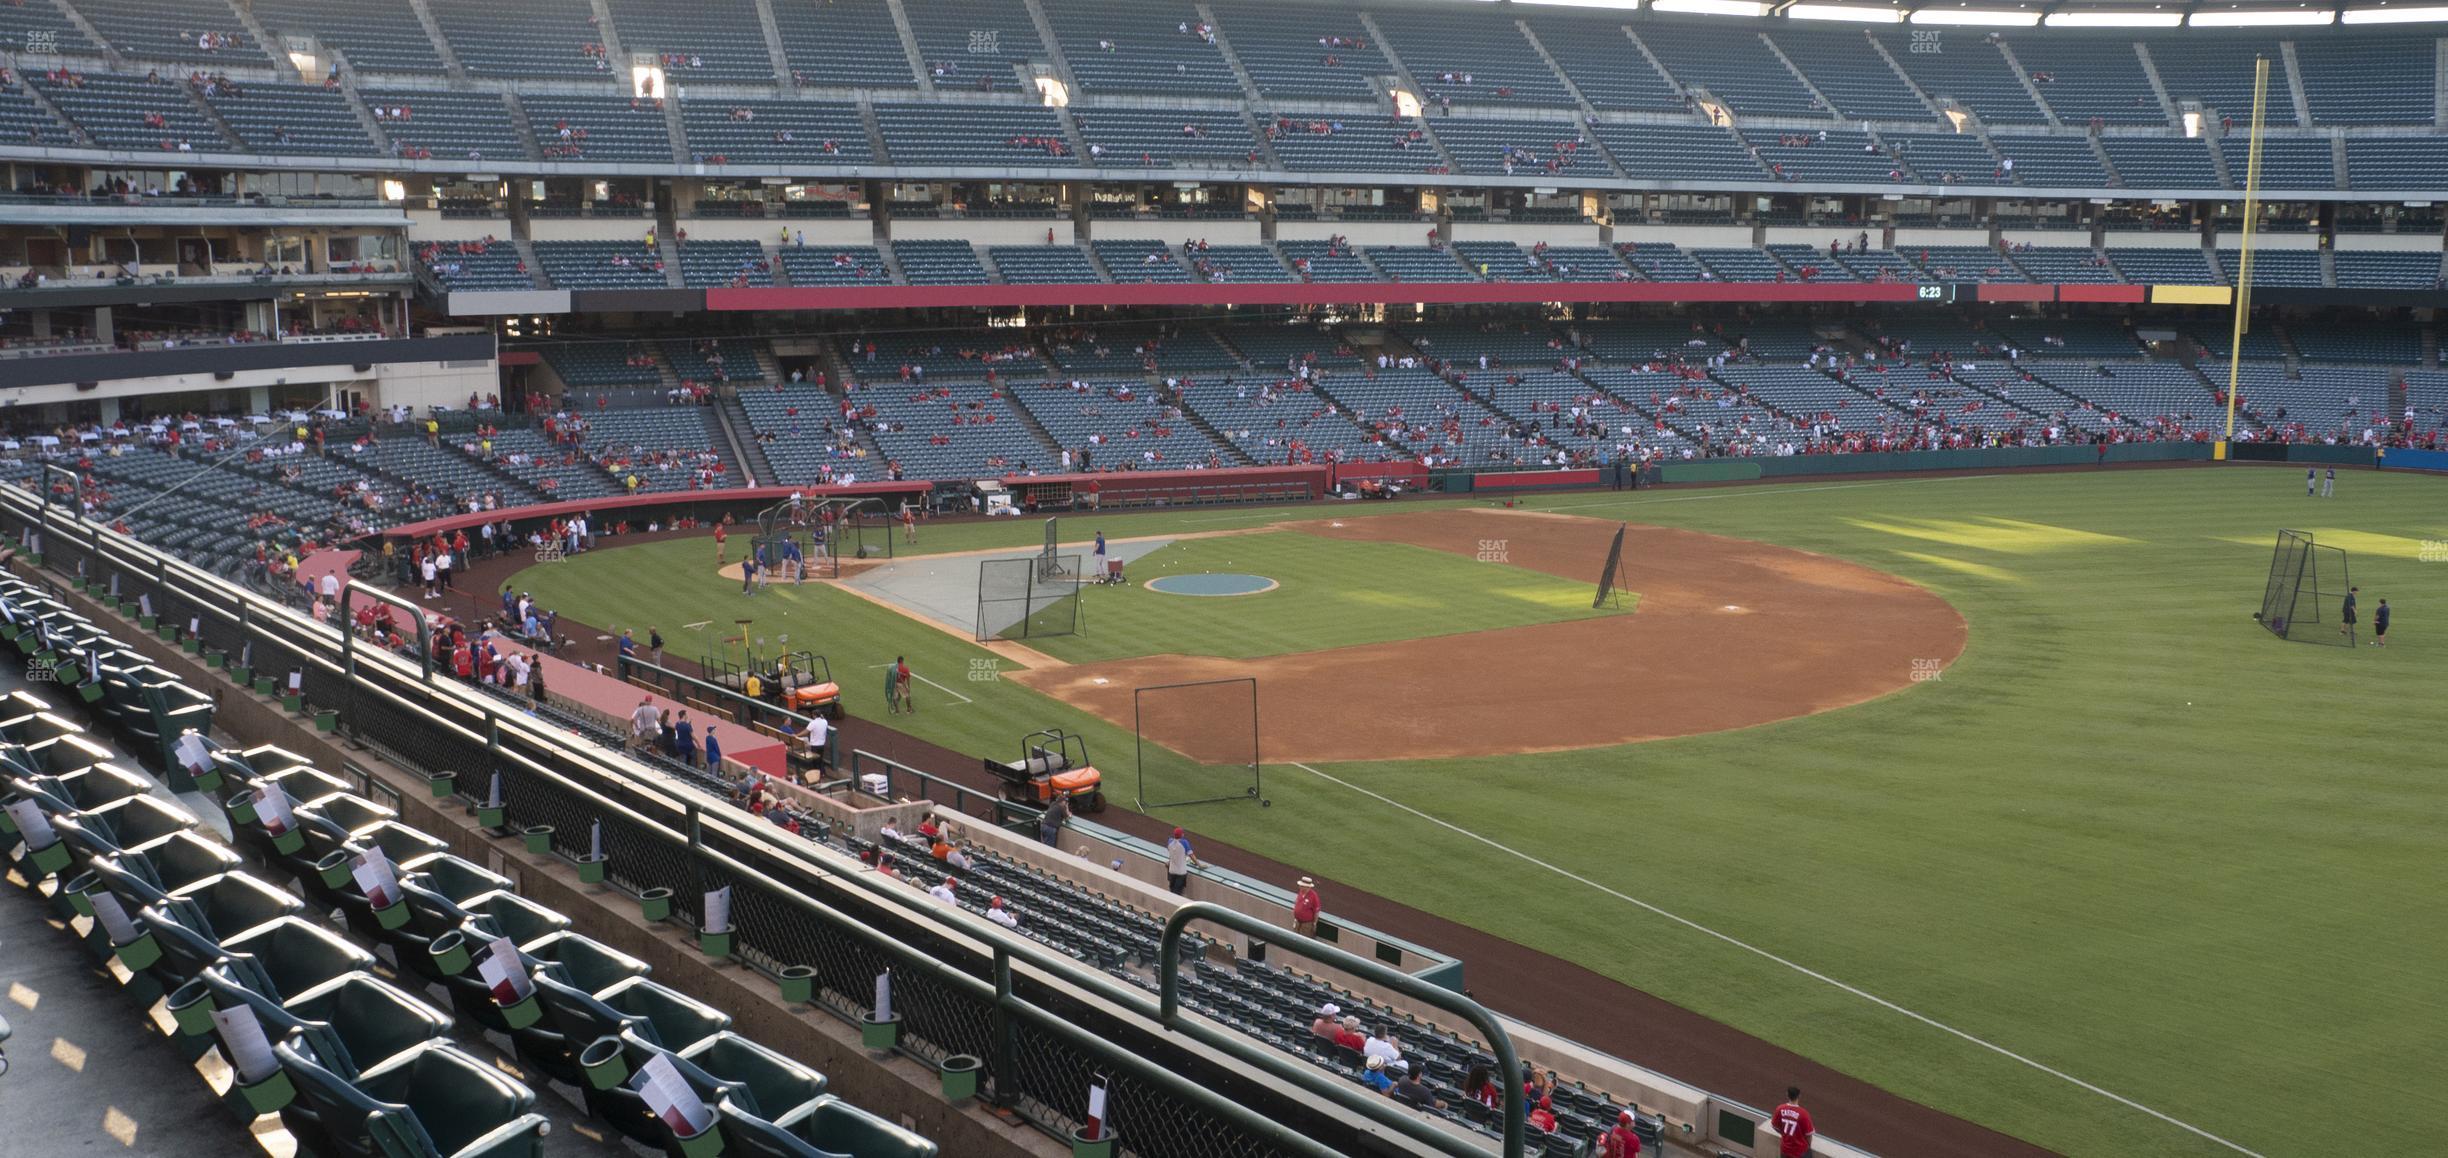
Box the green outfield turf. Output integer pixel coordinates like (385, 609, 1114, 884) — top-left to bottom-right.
(512, 468, 2448, 1158)
(1021, 531, 1632, 663)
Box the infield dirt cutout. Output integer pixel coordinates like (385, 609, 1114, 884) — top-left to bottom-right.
(1007, 507, 1966, 763)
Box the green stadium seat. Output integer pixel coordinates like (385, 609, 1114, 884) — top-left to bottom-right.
(219, 916, 380, 1002)
(678, 1032, 828, 1119)
(277, 1039, 550, 1158)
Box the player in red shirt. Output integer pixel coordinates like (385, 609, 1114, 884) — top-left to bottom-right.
(1772, 1087, 1814, 1158)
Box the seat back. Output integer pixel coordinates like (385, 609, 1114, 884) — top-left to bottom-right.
(283, 973, 454, 1078)
(276, 1037, 431, 1158)
(530, 971, 638, 1046)
(679, 1032, 826, 1121)
(530, 932, 650, 993)
(795, 1096, 939, 1158)
(718, 1103, 853, 1158)
(220, 916, 375, 1002)
(599, 976, 731, 1052)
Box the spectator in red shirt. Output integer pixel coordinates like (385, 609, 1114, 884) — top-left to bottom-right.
(1599, 1109, 1643, 1158)
(1773, 1088, 1814, 1158)
(1330, 1016, 1365, 1053)
(1291, 876, 1321, 935)
(1528, 1095, 1557, 1134)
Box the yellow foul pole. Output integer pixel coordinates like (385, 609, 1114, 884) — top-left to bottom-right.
(2218, 56, 2269, 461)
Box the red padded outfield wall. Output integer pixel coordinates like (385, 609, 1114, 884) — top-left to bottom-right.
(706, 281, 1937, 311)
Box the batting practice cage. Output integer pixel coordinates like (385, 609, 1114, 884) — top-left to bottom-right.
(2256, 529, 2354, 645)
(976, 554, 1083, 641)
(1133, 677, 1264, 810)
(1594, 523, 1630, 609)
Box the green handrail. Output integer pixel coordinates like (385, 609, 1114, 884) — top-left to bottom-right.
(1159, 901, 1525, 1158)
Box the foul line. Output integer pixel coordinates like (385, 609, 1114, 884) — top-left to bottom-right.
(862, 663, 975, 705)
(1536, 473, 2024, 515)
(1282, 760, 2267, 1158)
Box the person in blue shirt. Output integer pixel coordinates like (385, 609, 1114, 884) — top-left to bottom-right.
(674, 711, 696, 766)
(618, 629, 636, 660)
(703, 726, 721, 770)
(781, 536, 804, 583)
(500, 586, 517, 619)
(1361, 1055, 1393, 1094)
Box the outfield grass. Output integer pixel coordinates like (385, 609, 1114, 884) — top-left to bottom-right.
(1022, 531, 1631, 663)
(513, 468, 2448, 1158)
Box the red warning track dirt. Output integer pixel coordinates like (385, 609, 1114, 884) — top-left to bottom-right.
(1008, 508, 1966, 763)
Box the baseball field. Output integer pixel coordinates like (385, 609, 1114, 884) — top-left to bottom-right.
(509, 466, 2447, 1158)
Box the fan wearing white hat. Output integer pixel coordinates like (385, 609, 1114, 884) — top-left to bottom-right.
(1308, 1003, 1342, 1040)
(1361, 1054, 1395, 1094)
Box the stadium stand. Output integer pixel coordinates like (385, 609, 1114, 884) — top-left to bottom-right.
(1618, 242, 1708, 282)
(1768, 26, 1932, 121)
(1277, 240, 1382, 283)
(424, 0, 605, 79)
(1093, 239, 1195, 283)
(1884, 130, 1999, 184)
(1989, 135, 2112, 187)
(69, 0, 271, 65)
(2009, 33, 2168, 127)
(1264, 114, 1444, 173)
(1754, 128, 1906, 184)
(2332, 250, 2443, 290)
(2343, 137, 2448, 189)
(1372, 7, 1577, 109)
(2105, 246, 2218, 284)
(2288, 325, 2423, 365)
(606, 0, 778, 85)
(1528, 14, 1683, 113)
(1205, 0, 1387, 101)
(1590, 122, 1765, 183)
(771, 0, 919, 89)
(251, 0, 450, 76)
(989, 245, 1105, 285)
(1634, 20, 1825, 118)
(2146, 36, 2284, 119)
(2224, 249, 2322, 288)
(1018, 380, 1236, 469)
(1428, 118, 1611, 179)
(1693, 247, 1790, 283)
(2100, 137, 2221, 189)
(891, 239, 992, 285)
(778, 244, 894, 287)
(33, 73, 231, 153)
(1190, 244, 1296, 283)
(874, 102, 1072, 166)
(2005, 246, 2119, 283)
(202, 82, 380, 157)
(680, 99, 872, 166)
(533, 241, 668, 290)
(0, 0, 97, 57)
(1041, 0, 1244, 98)
(2221, 137, 2337, 190)
(2295, 34, 2434, 125)
(1876, 29, 2047, 124)
(863, 380, 1052, 476)
(901, 0, 1043, 93)
(1364, 246, 1476, 283)
(1072, 107, 1257, 168)
(521, 96, 675, 163)
(363, 90, 526, 161)
(417, 239, 532, 291)
(675, 240, 776, 288)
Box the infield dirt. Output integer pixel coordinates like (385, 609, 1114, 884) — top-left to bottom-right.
(1007, 507, 1967, 762)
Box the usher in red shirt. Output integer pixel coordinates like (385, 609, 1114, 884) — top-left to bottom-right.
(1773, 1103, 1814, 1158)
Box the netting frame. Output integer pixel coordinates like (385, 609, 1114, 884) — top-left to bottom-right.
(1133, 677, 1263, 811)
(976, 554, 1083, 642)
(1038, 516, 1062, 580)
(2256, 529, 2354, 645)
